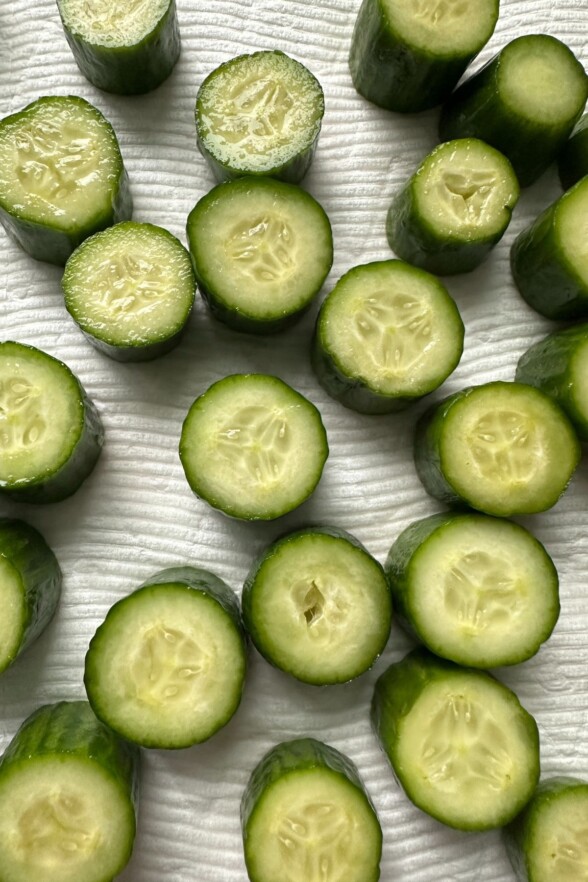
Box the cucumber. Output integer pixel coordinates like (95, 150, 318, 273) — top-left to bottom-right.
(186, 177, 333, 334)
(242, 526, 392, 685)
(386, 139, 520, 275)
(0, 96, 131, 264)
(62, 221, 196, 361)
(371, 648, 540, 831)
(0, 519, 62, 674)
(439, 35, 588, 187)
(312, 259, 464, 414)
(511, 176, 588, 320)
(558, 114, 588, 190)
(504, 777, 588, 882)
(385, 512, 559, 668)
(348, 0, 498, 112)
(84, 566, 247, 749)
(179, 374, 328, 521)
(0, 701, 139, 882)
(0, 342, 104, 504)
(242, 738, 382, 882)
(195, 50, 324, 183)
(56, 0, 180, 95)
(414, 381, 580, 516)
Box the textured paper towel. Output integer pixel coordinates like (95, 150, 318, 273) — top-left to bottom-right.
(0, 0, 587, 879)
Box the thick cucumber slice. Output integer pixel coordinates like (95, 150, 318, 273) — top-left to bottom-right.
(385, 512, 559, 668)
(186, 178, 333, 334)
(0, 96, 131, 264)
(558, 114, 588, 190)
(386, 139, 519, 275)
(85, 567, 247, 749)
(0, 342, 104, 503)
(0, 519, 62, 674)
(349, 0, 498, 112)
(179, 374, 328, 521)
(0, 701, 139, 882)
(63, 221, 195, 360)
(242, 526, 391, 685)
(312, 260, 463, 414)
(439, 35, 588, 187)
(372, 649, 540, 831)
(511, 176, 588, 320)
(242, 738, 382, 882)
(56, 0, 180, 95)
(195, 51, 324, 183)
(414, 381, 580, 516)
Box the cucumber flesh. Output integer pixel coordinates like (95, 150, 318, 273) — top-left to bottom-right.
(557, 178, 588, 284)
(0, 557, 25, 670)
(384, 0, 497, 57)
(58, 0, 170, 47)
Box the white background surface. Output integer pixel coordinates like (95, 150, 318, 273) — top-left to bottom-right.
(1, 0, 587, 879)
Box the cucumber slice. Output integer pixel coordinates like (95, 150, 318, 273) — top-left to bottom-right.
(511, 176, 588, 320)
(242, 738, 382, 882)
(372, 648, 540, 831)
(242, 526, 392, 685)
(85, 567, 247, 749)
(186, 178, 333, 334)
(558, 114, 588, 190)
(0, 96, 131, 264)
(414, 381, 580, 516)
(439, 35, 588, 187)
(63, 221, 195, 360)
(56, 0, 180, 95)
(0, 701, 138, 882)
(349, 0, 498, 112)
(504, 777, 588, 882)
(312, 259, 464, 414)
(0, 342, 104, 504)
(385, 512, 559, 668)
(179, 374, 328, 521)
(386, 139, 520, 275)
(195, 51, 324, 183)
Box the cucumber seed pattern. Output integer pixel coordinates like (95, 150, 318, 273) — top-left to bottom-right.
(226, 216, 295, 283)
(217, 406, 290, 485)
(69, 0, 167, 43)
(413, 0, 469, 26)
(469, 411, 541, 482)
(443, 552, 521, 632)
(17, 792, 99, 866)
(439, 171, 497, 225)
(15, 120, 96, 208)
(128, 625, 208, 706)
(0, 377, 46, 454)
(549, 818, 588, 881)
(352, 292, 432, 377)
(88, 252, 171, 318)
(292, 578, 350, 640)
(277, 801, 353, 882)
(208, 78, 294, 153)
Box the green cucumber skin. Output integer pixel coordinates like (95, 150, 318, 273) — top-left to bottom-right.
(77, 321, 189, 361)
(558, 115, 588, 190)
(197, 138, 319, 186)
(196, 277, 312, 335)
(413, 389, 467, 508)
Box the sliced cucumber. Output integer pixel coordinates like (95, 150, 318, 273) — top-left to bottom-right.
(63, 221, 195, 360)
(414, 381, 580, 516)
(179, 374, 328, 521)
(195, 51, 324, 183)
(56, 0, 180, 95)
(242, 738, 382, 882)
(387, 139, 519, 275)
(0, 96, 131, 264)
(349, 0, 498, 112)
(385, 512, 559, 668)
(312, 259, 463, 414)
(0, 342, 104, 503)
(0, 701, 139, 882)
(439, 35, 588, 187)
(85, 567, 247, 749)
(372, 648, 540, 830)
(511, 176, 588, 320)
(186, 178, 333, 334)
(242, 526, 391, 685)
(558, 114, 588, 190)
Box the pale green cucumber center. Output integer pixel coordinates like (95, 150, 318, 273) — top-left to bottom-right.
(571, 335, 588, 422)
(529, 790, 588, 882)
(58, 0, 169, 46)
(557, 178, 588, 286)
(382, 0, 496, 56)
(0, 556, 25, 671)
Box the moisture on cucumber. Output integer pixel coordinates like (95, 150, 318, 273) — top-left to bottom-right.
(195, 50, 324, 183)
(386, 139, 519, 275)
(349, 0, 498, 112)
(0, 96, 132, 264)
(558, 113, 588, 190)
(242, 526, 392, 685)
(385, 512, 559, 668)
(439, 35, 588, 187)
(371, 648, 540, 831)
(242, 738, 382, 882)
(56, 0, 180, 95)
(179, 374, 329, 521)
(0, 701, 139, 882)
(63, 221, 196, 360)
(414, 381, 580, 516)
(312, 259, 464, 414)
(0, 342, 104, 504)
(186, 177, 333, 334)
(85, 567, 247, 749)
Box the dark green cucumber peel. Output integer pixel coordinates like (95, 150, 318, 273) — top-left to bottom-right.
(558, 115, 588, 190)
